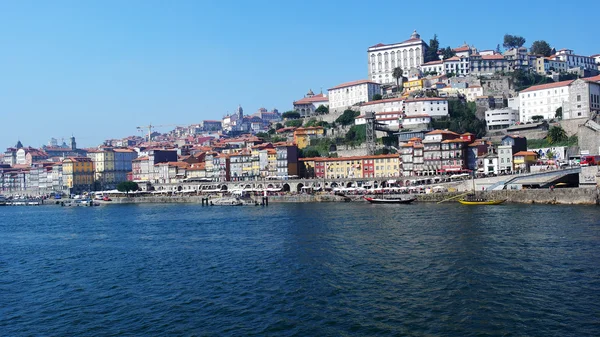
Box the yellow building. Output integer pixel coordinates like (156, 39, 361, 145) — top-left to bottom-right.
(372, 154, 400, 178)
(267, 149, 277, 177)
(62, 157, 94, 193)
(293, 126, 325, 149)
(87, 149, 116, 189)
(513, 151, 539, 172)
(324, 157, 364, 179)
(404, 79, 424, 93)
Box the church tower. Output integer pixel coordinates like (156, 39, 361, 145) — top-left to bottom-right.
(70, 136, 77, 150)
(236, 105, 244, 120)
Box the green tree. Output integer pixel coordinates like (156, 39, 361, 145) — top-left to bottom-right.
(117, 181, 139, 197)
(496, 44, 502, 54)
(281, 111, 301, 119)
(530, 40, 552, 57)
(304, 118, 318, 127)
(344, 125, 366, 145)
(274, 123, 284, 130)
(315, 104, 329, 115)
(285, 119, 303, 127)
(372, 93, 383, 101)
(547, 126, 567, 144)
(546, 150, 555, 160)
(392, 67, 404, 91)
(555, 107, 563, 119)
(424, 34, 440, 62)
(531, 115, 544, 122)
(300, 147, 321, 158)
(441, 46, 456, 59)
(336, 109, 360, 126)
(503, 34, 526, 49)
(268, 128, 276, 135)
(256, 132, 269, 139)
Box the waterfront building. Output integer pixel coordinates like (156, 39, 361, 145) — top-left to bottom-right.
(422, 130, 461, 175)
(440, 134, 473, 174)
(186, 163, 206, 178)
(87, 149, 115, 190)
(276, 143, 299, 178)
(328, 80, 381, 110)
(513, 151, 539, 172)
(215, 153, 230, 182)
(293, 90, 329, 117)
(51, 163, 65, 194)
(62, 157, 94, 194)
(480, 152, 500, 175)
(498, 135, 527, 173)
(267, 149, 277, 177)
(302, 154, 400, 180)
(367, 30, 428, 84)
(468, 139, 493, 173)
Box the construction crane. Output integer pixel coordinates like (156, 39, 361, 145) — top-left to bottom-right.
(136, 124, 180, 141)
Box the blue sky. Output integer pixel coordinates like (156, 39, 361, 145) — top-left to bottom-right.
(1, 0, 598, 149)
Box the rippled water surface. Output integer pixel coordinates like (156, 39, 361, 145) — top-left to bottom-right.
(1, 202, 600, 336)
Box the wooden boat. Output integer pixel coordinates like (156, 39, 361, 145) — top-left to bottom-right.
(457, 198, 506, 205)
(364, 196, 416, 204)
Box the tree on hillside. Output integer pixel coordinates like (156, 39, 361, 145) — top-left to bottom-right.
(117, 181, 139, 197)
(530, 40, 552, 57)
(336, 109, 360, 126)
(282, 111, 301, 119)
(285, 119, 303, 127)
(440, 46, 456, 60)
(392, 67, 404, 91)
(503, 34, 526, 49)
(315, 104, 329, 115)
(373, 93, 383, 101)
(531, 115, 544, 122)
(547, 126, 568, 144)
(424, 34, 440, 62)
(555, 107, 563, 119)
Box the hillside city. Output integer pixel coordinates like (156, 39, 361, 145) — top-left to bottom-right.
(2, 31, 600, 195)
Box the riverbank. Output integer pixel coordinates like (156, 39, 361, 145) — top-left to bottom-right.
(104, 187, 599, 205)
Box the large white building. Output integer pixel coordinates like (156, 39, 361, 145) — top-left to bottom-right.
(519, 80, 572, 122)
(367, 30, 428, 84)
(404, 98, 448, 118)
(358, 97, 404, 114)
(485, 108, 519, 130)
(328, 80, 381, 110)
(553, 49, 597, 70)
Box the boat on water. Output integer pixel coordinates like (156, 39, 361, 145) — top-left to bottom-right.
(364, 196, 416, 204)
(457, 193, 506, 205)
(0, 195, 6, 206)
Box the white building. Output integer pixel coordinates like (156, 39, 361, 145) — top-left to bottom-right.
(518, 80, 573, 122)
(367, 30, 428, 84)
(354, 111, 402, 129)
(293, 89, 329, 117)
(401, 114, 431, 128)
(485, 108, 519, 130)
(359, 97, 404, 114)
(554, 49, 597, 70)
(328, 80, 381, 110)
(593, 54, 600, 70)
(465, 85, 483, 102)
(404, 98, 448, 118)
(535, 57, 568, 74)
(564, 76, 600, 120)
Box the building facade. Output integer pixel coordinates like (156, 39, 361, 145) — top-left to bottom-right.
(367, 30, 428, 84)
(328, 80, 381, 110)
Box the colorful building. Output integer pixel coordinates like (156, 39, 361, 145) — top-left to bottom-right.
(293, 127, 325, 149)
(62, 157, 94, 194)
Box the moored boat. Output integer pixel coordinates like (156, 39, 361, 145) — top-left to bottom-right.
(364, 196, 416, 204)
(0, 195, 6, 206)
(458, 193, 505, 205)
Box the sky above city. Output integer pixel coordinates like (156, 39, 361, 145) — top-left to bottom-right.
(1, 0, 599, 149)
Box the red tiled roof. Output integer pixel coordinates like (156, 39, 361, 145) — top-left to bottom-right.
(426, 129, 460, 136)
(293, 93, 329, 105)
(514, 151, 538, 157)
(481, 54, 505, 60)
(421, 60, 443, 65)
(329, 80, 378, 90)
(453, 46, 470, 52)
(519, 80, 574, 93)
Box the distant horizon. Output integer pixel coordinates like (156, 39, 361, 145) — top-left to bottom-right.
(1, 0, 599, 149)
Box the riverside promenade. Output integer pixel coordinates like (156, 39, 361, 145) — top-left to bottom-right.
(107, 187, 599, 205)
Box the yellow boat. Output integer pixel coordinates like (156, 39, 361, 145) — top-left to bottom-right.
(458, 199, 506, 205)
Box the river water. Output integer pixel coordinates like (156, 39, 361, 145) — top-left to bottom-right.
(1, 203, 599, 336)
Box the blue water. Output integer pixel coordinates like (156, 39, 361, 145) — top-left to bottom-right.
(1, 202, 599, 336)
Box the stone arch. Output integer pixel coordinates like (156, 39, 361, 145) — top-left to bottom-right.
(346, 182, 353, 188)
(177, 186, 182, 192)
(296, 183, 304, 192)
(282, 183, 290, 192)
(330, 182, 338, 188)
(220, 185, 228, 191)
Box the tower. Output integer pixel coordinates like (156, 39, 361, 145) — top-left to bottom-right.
(70, 136, 77, 150)
(237, 105, 244, 120)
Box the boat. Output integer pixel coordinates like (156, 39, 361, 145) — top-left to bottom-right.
(458, 194, 506, 205)
(0, 195, 6, 206)
(364, 196, 416, 204)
